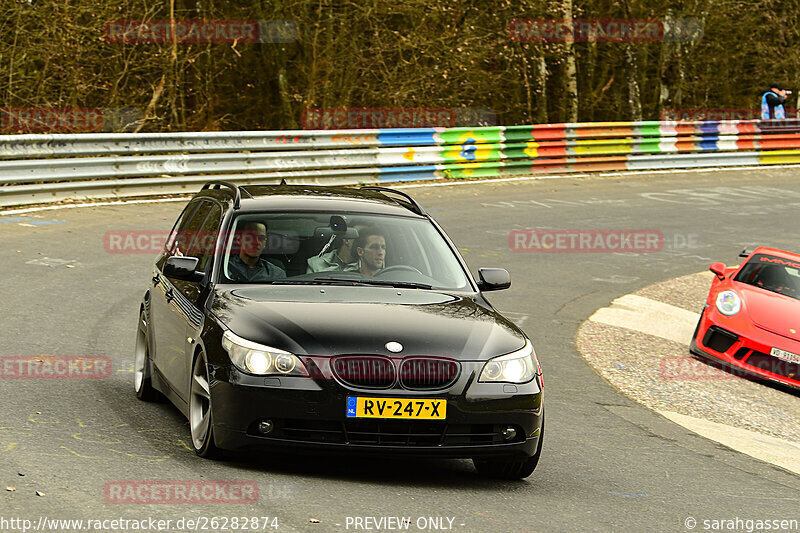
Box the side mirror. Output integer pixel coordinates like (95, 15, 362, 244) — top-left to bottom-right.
(164, 256, 205, 283)
(477, 268, 511, 291)
(709, 262, 727, 280)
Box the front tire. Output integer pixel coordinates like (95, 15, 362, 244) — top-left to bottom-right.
(190, 350, 221, 458)
(473, 412, 544, 480)
(134, 311, 161, 402)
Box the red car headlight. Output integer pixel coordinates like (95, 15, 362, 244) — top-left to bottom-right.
(715, 290, 741, 316)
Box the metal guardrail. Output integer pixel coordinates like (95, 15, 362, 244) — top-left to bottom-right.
(3, 120, 800, 207)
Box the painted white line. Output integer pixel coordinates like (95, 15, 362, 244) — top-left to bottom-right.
(25, 257, 82, 267)
(588, 294, 699, 345)
(657, 410, 800, 475)
(591, 163, 800, 177)
(393, 174, 589, 189)
(0, 197, 190, 216)
(395, 163, 800, 189)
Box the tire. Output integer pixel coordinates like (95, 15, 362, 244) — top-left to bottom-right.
(473, 412, 544, 480)
(134, 311, 161, 402)
(189, 350, 221, 458)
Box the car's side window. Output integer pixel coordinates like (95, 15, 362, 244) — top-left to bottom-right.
(171, 201, 213, 258)
(193, 204, 223, 271)
(164, 201, 201, 255)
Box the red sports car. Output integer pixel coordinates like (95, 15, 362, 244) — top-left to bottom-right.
(690, 246, 800, 390)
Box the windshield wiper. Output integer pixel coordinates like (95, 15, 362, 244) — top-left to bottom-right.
(265, 279, 367, 286)
(312, 275, 433, 290)
(350, 279, 434, 290)
(311, 275, 366, 283)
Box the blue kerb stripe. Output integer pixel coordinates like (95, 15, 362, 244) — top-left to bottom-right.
(699, 139, 721, 150)
(698, 123, 720, 134)
(377, 130, 437, 146)
(377, 128, 438, 134)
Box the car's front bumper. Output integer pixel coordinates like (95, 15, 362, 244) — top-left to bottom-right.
(690, 308, 800, 391)
(208, 364, 543, 459)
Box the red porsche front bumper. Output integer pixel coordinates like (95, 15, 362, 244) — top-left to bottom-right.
(690, 307, 800, 391)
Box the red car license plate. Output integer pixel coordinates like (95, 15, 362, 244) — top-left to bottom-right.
(770, 347, 800, 364)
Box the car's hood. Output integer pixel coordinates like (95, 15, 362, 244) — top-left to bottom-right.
(210, 285, 526, 360)
(739, 284, 800, 342)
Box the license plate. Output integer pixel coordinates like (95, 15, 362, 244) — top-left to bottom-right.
(770, 347, 800, 364)
(346, 397, 446, 420)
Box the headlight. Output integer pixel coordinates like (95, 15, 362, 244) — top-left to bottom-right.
(222, 330, 307, 376)
(715, 290, 741, 316)
(479, 340, 538, 384)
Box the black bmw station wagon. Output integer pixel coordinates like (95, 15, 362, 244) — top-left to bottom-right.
(134, 182, 544, 479)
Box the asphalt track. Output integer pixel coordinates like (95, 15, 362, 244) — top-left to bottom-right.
(2, 168, 800, 533)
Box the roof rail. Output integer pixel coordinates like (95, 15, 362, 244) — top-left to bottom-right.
(201, 181, 253, 209)
(237, 179, 287, 199)
(360, 186, 427, 216)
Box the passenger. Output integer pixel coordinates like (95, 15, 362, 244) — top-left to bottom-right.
(228, 221, 286, 282)
(306, 234, 358, 273)
(354, 227, 386, 277)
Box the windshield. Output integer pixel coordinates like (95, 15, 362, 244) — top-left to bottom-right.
(218, 211, 472, 291)
(734, 253, 800, 300)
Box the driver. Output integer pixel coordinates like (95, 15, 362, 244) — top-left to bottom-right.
(228, 221, 286, 282)
(354, 227, 386, 277)
(756, 264, 797, 295)
(756, 265, 784, 291)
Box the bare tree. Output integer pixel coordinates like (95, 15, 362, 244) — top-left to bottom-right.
(561, 0, 579, 122)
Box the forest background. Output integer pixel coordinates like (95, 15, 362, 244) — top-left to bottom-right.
(2, 0, 797, 132)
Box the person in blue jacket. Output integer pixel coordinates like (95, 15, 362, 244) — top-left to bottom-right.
(761, 84, 788, 119)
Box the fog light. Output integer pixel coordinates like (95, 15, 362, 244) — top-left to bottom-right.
(258, 420, 274, 435)
(501, 426, 517, 441)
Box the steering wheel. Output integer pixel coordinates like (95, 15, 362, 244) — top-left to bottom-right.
(377, 265, 424, 276)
